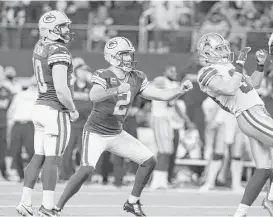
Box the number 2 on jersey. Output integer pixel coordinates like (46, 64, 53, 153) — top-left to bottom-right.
(32, 58, 47, 93)
(113, 91, 131, 115)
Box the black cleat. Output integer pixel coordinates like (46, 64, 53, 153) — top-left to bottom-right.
(37, 205, 59, 217)
(123, 200, 146, 216)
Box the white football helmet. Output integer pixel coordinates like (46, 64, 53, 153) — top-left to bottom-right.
(38, 10, 74, 43)
(197, 32, 233, 65)
(104, 37, 136, 72)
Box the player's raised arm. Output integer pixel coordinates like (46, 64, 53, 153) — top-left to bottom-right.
(249, 49, 267, 89)
(140, 80, 193, 101)
(52, 64, 76, 112)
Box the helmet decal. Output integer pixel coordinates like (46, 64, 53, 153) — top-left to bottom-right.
(43, 13, 56, 23)
(106, 40, 118, 49)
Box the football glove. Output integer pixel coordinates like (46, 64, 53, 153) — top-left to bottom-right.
(256, 49, 268, 66)
(235, 47, 251, 73)
(180, 80, 193, 93)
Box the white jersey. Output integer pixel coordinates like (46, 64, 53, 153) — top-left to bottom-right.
(197, 63, 264, 117)
(151, 76, 179, 117)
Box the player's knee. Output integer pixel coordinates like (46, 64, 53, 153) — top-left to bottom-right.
(212, 153, 224, 161)
(141, 155, 157, 169)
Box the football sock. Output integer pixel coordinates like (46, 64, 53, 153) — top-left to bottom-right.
(154, 153, 171, 171)
(204, 159, 222, 187)
(56, 166, 93, 209)
(21, 187, 33, 206)
(41, 156, 60, 210)
(24, 154, 45, 189)
(42, 157, 60, 190)
(231, 158, 243, 188)
(42, 190, 54, 210)
(131, 156, 156, 197)
(128, 195, 139, 203)
(241, 169, 271, 205)
(234, 203, 249, 217)
(267, 172, 273, 200)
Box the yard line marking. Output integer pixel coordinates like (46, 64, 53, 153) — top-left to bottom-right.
(0, 205, 264, 209)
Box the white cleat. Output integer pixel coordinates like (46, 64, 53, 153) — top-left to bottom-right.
(16, 202, 34, 216)
(199, 184, 214, 191)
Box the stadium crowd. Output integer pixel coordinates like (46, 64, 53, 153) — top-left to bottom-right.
(1, 0, 273, 193)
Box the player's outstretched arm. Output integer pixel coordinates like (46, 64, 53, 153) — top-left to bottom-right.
(140, 80, 193, 101)
(207, 73, 242, 96)
(52, 64, 76, 112)
(89, 83, 130, 103)
(250, 49, 267, 89)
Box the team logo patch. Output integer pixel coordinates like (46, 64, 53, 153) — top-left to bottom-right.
(107, 40, 118, 49)
(110, 77, 117, 85)
(43, 14, 56, 23)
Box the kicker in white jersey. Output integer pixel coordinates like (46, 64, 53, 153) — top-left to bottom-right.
(197, 63, 264, 117)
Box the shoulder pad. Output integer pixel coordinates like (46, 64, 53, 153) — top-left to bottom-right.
(93, 69, 107, 76)
(198, 66, 219, 86)
(48, 43, 70, 57)
(133, 70, 146, 79)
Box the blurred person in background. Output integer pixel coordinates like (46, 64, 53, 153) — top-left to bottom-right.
(150, 64, 180, 189)
(4, 66, 22, 94)
(167, 96, 195, 185)
(0, 65, 13, 181)
(181, 54, 207, 160)
(1, 1, 26, 49)
(87, 4, 115, 52)
(8, 77, 37, 182)
(59, 57, 92, 181)
(200, 106, 245, 192)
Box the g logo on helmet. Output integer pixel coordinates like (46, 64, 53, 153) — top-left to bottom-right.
(107, 40, 118, 49)
(43, 14, 56, 23)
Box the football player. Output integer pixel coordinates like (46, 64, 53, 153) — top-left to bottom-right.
(16, 10, 79, 217)
(54, 36, 193, 217)
(149, 65, 180, 189)
(196, 32, 270, 217)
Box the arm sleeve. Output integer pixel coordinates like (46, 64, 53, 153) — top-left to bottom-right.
(48, 45, 71, 67)
(90, 70, 107, 89)
(198, 67, 218, 87)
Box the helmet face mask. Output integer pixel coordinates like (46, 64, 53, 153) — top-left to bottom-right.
(104, 37, 137, 72)
(39, 10, 74, 44)
(53, 23, 75, 43)
(197, 33, 233, 65)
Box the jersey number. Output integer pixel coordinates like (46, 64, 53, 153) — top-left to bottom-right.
(240, 76, 253, 94)
(33, 58, 47, 93)
(228, 69, 253, 94)
(113, 91, 131, 115)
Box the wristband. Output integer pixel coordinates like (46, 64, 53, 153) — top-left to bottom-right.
(235, 60, 244, 74)
(256, 64, 264, 72)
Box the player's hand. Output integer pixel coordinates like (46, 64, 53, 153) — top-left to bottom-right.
(256, 49, 268, 65)
(180, 80, 193, 93)
(236, 47, 251, 65)
(70, 109, 79, 122)
(117, 83, 130, 94)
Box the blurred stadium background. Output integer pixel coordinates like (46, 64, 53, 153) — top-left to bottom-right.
(0, 0, 273, 216)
